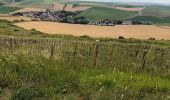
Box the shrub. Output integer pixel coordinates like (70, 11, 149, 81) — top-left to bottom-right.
(119, 36, 125, 39)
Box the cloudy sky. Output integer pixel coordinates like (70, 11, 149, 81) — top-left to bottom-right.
(82, 0, 170, 4)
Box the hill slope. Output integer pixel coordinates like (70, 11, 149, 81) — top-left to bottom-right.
(77, 7, 138, 21)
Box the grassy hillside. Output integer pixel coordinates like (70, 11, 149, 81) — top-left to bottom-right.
(0, 53, 169, 99)
(142, 6, 170, 17)
(9, 0, 65, 8)
(77, 7, 138, 21)
(129, 16, 170, 26)
(0, 19, 170, 99)
(0, 6, 20, 14)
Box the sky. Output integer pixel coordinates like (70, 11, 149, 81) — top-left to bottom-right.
(82, 0, 170, 4)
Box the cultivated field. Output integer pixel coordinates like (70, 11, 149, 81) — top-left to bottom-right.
(77, 7, 138, 21)
(0, 6, 20, 14)
(114, 6, 144, 11)
(14, 7, 46, 12)
(15, 21, 170, 40)
(0, 16, 33, 21)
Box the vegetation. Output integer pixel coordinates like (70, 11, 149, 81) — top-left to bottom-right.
(129, 16, 170, 26)
(0, 6, 20, 14)
(77, 7, 138, 21)
(142, 6, 170, 17)
(0, 53, 169, 100)
(0, 20, 169, 99)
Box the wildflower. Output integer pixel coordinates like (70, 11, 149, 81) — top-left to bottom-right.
(121, 94, 124, 99)
(96, 40, 100, 42)
(125, 86, 128, 90)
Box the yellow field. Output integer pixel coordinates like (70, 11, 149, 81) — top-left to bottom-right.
(15, 21, 170, 40)
(14, 8, 46, 12)
(0, 16, 33, 21)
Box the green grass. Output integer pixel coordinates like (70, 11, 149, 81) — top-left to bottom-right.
(0, 20, 170, 99)
(77, 7, 138, 21)
(129, 16, 170, 26)
(0, 53, 169, 100)
(142, 6, 170, 17)
(0, 6, 20, 14)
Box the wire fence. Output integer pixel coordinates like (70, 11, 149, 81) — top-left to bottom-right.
(0, 36, 170, 75)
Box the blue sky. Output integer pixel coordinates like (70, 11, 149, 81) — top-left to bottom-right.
(82, 0, 170, 4)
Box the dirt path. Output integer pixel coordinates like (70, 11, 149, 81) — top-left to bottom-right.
(15, 21, 170, 40)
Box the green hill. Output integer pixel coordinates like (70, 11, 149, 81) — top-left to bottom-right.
(129, 16, 170, 26)
(142, 6, 170, 17)
(0, 6, 20, 14)
(0, 20, 170, 99)
(77, 7, 138, 21)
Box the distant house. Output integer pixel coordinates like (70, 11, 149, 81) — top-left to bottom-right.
(122, 21, 132, 25)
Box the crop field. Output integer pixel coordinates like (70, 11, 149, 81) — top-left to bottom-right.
(0, 6, 20, 14)
(114, 6, 144, 11)
(0, 16, 33, 21)
(15, 21, 170, 40)
(52, 3, 91, 11)
(142, 6, 170, 17)
(0, 36, 170, 99)
(129, 16, 170, 25)
(76, 7, 138, 21)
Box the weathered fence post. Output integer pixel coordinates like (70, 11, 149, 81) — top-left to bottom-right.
(9, 36, 14, 54)
(73, 41, 77, 60)
(94, 40, 100, 67)
(50, 43, 55, 60)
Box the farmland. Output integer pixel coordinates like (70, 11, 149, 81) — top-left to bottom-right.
(0, 0, 170, 99)
(129, 16, 170, 26)
(77, 7, 138, 21)
(15, 21, 170, 40)
(142, 6, 170, 17)
(0, 6, 20, 14)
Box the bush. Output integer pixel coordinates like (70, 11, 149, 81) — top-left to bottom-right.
(148, 37, 156, 40)
(119, 36, 125, 39)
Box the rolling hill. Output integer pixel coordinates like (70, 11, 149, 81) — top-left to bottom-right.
(77, 7, 138, 21)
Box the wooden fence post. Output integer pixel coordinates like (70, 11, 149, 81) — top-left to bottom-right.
(73, 42, 77, 60)
(94, 40, 100, 67)
(50, 43, 55, 60)
(9, 36, 14, 54)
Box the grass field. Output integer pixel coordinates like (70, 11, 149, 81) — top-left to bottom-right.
(0, 19, 170, 99)
(0, 6, 20, 14)
(77, 7, 138, 21)
(129, 16, 170, 26)
(142, 6, 170, 17)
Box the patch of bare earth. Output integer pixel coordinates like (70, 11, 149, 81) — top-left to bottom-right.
(15, 21, 170, 40)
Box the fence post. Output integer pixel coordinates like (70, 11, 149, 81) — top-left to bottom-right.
(73, 42, 77, 60)
(94, 40, 100, 67)
(50, 43, 55, 60)
(9, 36, 14, 54)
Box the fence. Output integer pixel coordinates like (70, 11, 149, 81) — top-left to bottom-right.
(0, 36, 170, 75)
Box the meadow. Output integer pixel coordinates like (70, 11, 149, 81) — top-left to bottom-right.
(0, 6, 20, 14)
(0, 20, 170, 99)
(129, 16, 170, 26)
(0, 36, 170, 100)
(142, 6, 170, 17)
(76, 7, 138, 21)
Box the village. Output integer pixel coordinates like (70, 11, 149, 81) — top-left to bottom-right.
(12, 7, 153, 26)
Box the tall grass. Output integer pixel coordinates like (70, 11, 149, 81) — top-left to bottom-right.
(0, 37, 170, 99)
